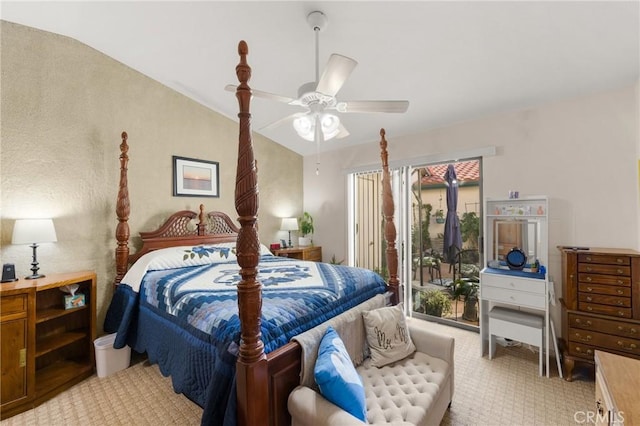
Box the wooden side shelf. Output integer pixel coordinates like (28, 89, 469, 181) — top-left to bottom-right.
(36, 331, 88, 358)
(0, 271, 96, 420)
(35, 359, 93, 399)
(36, 305, 88, 324)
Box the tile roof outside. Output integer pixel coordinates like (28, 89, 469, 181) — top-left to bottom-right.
(420, 160, 480, 186)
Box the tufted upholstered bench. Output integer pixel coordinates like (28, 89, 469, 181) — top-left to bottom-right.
(288, 295, 455, 425)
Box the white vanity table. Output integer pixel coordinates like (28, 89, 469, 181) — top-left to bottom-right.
(479, 196, 550, 377)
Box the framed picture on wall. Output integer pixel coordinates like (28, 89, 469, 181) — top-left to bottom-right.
(172, 156, 219, 197)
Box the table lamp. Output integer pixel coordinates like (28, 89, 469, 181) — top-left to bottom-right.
(280, 218, 298, 248)
(12, 218, 57, 279)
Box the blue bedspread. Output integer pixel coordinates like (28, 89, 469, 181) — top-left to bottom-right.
(104, 244, 386, 425)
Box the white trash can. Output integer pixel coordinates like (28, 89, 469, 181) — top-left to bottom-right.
(94, 333, 131, 378)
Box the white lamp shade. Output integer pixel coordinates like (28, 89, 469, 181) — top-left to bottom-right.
(280, 217, 299, 232)
(12, 219, 58, 245)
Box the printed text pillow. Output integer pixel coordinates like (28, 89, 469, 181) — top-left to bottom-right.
(363, 304, 416, 367)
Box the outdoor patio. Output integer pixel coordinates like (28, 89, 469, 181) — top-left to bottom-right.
(412, 261, 479, 328)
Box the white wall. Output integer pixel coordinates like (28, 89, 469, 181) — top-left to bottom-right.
(304, 83, 640, 329)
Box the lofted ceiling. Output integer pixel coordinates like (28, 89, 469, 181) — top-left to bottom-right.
(2, 1, 638, 156)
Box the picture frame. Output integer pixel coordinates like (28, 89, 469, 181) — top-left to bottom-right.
(172, 156, 220, 197)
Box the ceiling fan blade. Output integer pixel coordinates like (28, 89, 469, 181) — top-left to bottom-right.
(315, 54, 358, 97)
(335, 100, 409, 113)
(336, 123, 350, 139)
(259, 112, 304, 131)
(224, 84, 295, 104)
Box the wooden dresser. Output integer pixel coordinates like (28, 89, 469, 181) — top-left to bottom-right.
(559, 247, 640, 381)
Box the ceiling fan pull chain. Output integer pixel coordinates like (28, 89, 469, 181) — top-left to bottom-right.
(315, 113, 322, 175)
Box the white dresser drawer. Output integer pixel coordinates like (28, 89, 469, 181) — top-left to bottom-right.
(480, 272, 546, 295)
(481, 285, 546, 309)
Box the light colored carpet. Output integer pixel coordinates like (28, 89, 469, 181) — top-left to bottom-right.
(2, 322, 594, 425)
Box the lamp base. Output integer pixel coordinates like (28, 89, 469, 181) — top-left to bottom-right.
(25, 273, 45, 280)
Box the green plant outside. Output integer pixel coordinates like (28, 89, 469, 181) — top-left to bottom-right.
(460, 211, 480, 248)
(447, 277, 479, 321)
(416, 289, 452, 317)
(447, 277, 479, 301)
(373, 265, 389, 281)
(412, 203, 432, 255)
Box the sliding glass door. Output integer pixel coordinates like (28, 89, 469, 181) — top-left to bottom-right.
(349, 158, 483, 330)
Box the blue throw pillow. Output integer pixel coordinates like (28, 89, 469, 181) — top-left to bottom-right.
(314, 327, 367, 421)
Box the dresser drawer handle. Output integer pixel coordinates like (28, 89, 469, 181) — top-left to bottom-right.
(575, 333, 591, 342)
(585, 256, 592, 261)
(586, 267, 592, 272)
(617, 326, 637, 334)
(585, 287, 593, 292)
(616, 258, 623, 264)
(586, 277, 592, 282)
(575, 346, 593, 355)
(587, 306, 593, 311)
(617, 300, 624, 306)
(586, 296, 592, 302)
(617, 289, 623, 295)
(617, 341, 637, 351)
(618, 311, 625, 317)
(575, 318, 593, 327)
(617, 269, 624, 274)
(617, 280, 623, 285)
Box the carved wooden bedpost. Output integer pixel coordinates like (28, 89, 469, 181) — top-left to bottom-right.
(380, 129, 400, 305)
(114, 131, 130, 287)
(233, 40, 268, 426)
(197, 204, 206, 235)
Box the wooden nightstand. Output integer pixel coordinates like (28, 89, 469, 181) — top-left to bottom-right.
(273, 246, 322, 262)
(0, 271, 96, 419)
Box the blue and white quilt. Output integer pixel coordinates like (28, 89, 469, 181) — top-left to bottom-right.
(104, 243, 386, 425)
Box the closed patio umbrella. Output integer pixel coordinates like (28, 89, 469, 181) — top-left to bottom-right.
(442, 164, 462, 264)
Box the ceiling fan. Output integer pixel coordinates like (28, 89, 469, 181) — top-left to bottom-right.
(225, 11, 409, 148)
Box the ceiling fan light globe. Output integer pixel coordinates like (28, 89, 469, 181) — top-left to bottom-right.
(320, 113, 340, 139)
(293, 115, 315, 141)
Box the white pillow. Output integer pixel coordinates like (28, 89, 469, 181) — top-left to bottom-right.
(362, 304, 416, 367)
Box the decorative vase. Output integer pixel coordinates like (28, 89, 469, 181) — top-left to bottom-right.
(298, 237, 311, 247)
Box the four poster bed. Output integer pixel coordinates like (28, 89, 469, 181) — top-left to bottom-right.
(104, 41, 401, 426)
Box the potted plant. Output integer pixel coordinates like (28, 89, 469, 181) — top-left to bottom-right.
(298, 211, 314, 246)
(462, 284, 479, 322)
(417, 289, 452, 317)
(434, 209, 445, 224)
(448, 277, 479, 321)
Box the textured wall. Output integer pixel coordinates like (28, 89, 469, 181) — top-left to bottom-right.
(0, 21, 303, 332)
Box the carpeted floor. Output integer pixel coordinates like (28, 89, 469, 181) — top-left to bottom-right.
(1, 322, 594, 425)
